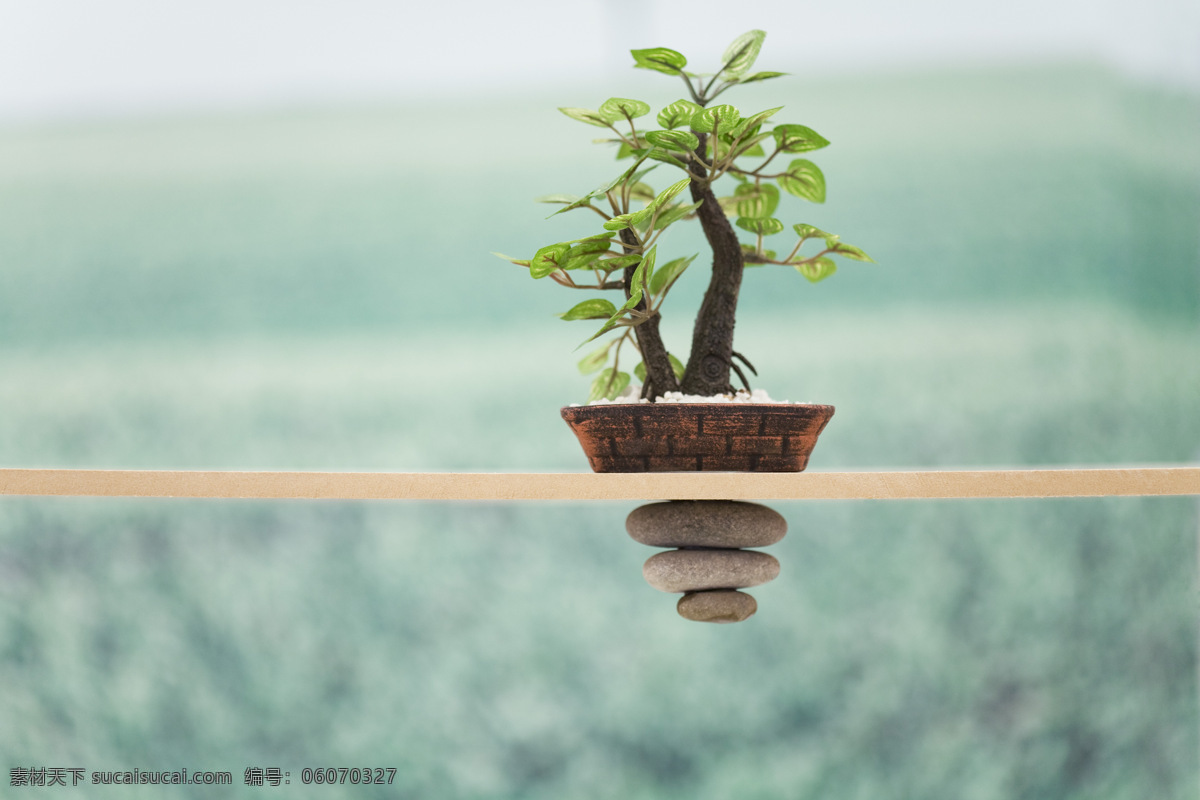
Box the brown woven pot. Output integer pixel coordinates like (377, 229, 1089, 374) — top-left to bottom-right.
(560, 403, 835, 473)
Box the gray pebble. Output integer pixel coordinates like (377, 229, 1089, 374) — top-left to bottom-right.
(677, 590, 758, 623)
(643, 549, 780, 593)
(626, 501, 787, 549)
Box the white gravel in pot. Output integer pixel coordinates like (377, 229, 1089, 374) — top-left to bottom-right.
(579, 387, 802, 406)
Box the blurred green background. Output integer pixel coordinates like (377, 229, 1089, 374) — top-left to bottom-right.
(2, 60, 1198, 797)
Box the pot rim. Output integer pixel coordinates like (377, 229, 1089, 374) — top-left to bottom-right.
(561, 402, 836, 413)
(561, 402, 835, 407)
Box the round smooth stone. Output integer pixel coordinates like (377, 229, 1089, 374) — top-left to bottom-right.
(677, 590, 757, 623)
(642, 549, 780, 593)
(626, 501, 787, 549)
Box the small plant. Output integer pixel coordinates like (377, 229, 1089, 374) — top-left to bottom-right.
(497, 30, 874, 402)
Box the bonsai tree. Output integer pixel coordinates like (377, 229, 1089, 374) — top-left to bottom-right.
(497, 30, 874, 402)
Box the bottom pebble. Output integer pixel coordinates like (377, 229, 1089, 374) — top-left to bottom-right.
(677, 590, 758, 623)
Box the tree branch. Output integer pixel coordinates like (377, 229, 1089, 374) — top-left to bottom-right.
(618, 228, 679, 399)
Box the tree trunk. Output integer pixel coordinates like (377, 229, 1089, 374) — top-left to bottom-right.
(619, 228, 679, 400)
(679, 132, 743, 396)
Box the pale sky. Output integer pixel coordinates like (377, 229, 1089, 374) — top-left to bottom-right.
(1, 0, 1197, 120)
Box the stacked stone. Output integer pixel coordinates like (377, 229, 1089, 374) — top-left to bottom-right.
(626, 500, 786, 623)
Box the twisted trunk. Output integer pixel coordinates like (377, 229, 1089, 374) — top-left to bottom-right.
(619, 228, 679, 400)
(679, 132, 743, 396)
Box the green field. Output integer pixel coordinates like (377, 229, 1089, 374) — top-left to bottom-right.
(2, 64, 1198, 797)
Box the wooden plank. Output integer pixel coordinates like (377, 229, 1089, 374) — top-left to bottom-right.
(1, 467, 1198, 500)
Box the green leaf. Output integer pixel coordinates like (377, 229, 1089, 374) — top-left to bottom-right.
(599, 97, 651, 122)
(562, 239, 612, 270)
(530, 243, 570, 278)
(658, 99, 702, 129)
(578, 342, 613, 375)
(546, 189, 605, 218)
(732, 106, 783, 138)
(615, 142, 638, 160)
(651, 177, 691, 210)
(690, 104, 741, 134)
(779, 159, 827, 203)
(589, 369, 631, 402)
(736, 216, 785, 235)
(707, 136, 735, 161)
(629, 182, 656, 202)
(795, 256, 837, 283)
(560, 298, 619, 321)
(739, 71, 787, 84)
(584, 248, 656, 344)
(644, 149, 688, 169)
(638, 245, 657, 293)
(600, 161, 659, 195)
(733, 183, 779, 219)
(635, 178, 692, 232)
(491, 251, 531, 267)
(602, 253, 642, 270)
(535, 193, 580, 205)
(652, 200, 702, 228)
(603, 213, 635, 231)
(793, 223, 833, 241)
(634, 353, 683, 383)
(649, 254, 696, 295)
(644, 129, 700, 153)
(571, 232, 619, 244)
(559, 107, 611, 127)
(829, 241, 875, 262)
(611, 371, 632, 399)
(628, 205, 655, 228)
(773, 124, 830, 153)
(587, 372, 606, 402)
(631, 47, 687, 75)
(585, 312, 627, 346)
(720, 30, 766, 79)
(731, 132, 772, 160)
(669, 353, 685, 380)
